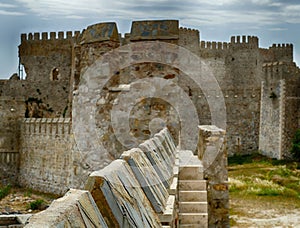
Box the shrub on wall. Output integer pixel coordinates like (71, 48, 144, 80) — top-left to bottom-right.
(291, 129, 300, 161)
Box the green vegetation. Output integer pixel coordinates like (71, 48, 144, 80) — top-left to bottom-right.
(28, 199, 44, 210)
(229, 153, 300, 226)
(229, 153, 300, 198)
(291, 129, 300, 161)
(0, 184, 11, 200)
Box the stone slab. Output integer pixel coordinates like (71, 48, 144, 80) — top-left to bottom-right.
(121, 148, 169, 213)
(24, 189, 107, 227)
(130, 20, 179, 41)
(85, 159, 161, 228)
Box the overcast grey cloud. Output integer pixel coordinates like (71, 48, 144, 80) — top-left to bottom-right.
(0, 0, 299, 78)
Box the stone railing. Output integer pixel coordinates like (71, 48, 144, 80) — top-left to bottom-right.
(20, 126, 228, 227)
(198, 125, 229, 227)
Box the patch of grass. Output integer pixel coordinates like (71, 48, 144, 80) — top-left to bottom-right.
(0, 184, 11, 200)
(228, 153, 293, 166)
(229, 154, 300, 200)
(28, 199, 44, 210)
(24, 189, 32, 197)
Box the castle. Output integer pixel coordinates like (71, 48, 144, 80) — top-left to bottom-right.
(0, 20, 299, 194)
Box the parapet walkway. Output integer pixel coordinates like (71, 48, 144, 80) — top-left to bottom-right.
(11, 126, 228, 227)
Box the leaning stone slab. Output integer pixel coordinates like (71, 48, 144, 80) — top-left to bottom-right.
(25, 189, 107, 227)
(154, 127, 177, 157)
(139, 139, 172, 189)
(121, 148, 169, 213)
(85, 159, 161, 228)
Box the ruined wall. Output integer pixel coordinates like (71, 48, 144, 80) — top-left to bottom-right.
(19, 118, 73, 195)
(0, 97, 25, 184)
(17, 31, 79, 118)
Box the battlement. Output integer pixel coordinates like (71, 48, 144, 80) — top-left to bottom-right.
(179, 26, 199, 34)
(262, 61, 297, 75)
(270, 43, 293, 49)
(200, 41, 229, 50)
(20, 31, 81, 42)
(23, 118, 71, 136)
(230, 35, 259, 48)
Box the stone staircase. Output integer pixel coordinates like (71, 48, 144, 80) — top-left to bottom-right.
(178, 152, 208, 227)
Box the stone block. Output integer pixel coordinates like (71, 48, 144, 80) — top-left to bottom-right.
(139, 140, 173, 188)
(179, 190, 207, 202)
(179, 202, 208, 213)
(121, 148, 169, 213)
(179, 180, 207, 191)
(24, 189, 107, 227)
(130, 20, 179, 41)
(179, 213, 208, 226)
(81, 22, 119, 44)
(85, 159, 161, 228)
(179, 166, 204, 180)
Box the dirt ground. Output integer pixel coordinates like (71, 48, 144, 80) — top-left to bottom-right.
(1, 187, 300, 227)
(0, 186, 58, 215)
(230, 195, 300, 227)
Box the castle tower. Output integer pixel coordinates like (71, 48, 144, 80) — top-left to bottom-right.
(259, 62, 300, 159)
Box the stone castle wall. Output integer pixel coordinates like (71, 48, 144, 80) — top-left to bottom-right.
(0, 19, 299, 191)
(0, 97, 25, 184)
(19, 118, 73, 195)
(259, 62, 300, 159)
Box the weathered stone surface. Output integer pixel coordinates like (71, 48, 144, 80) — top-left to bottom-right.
(130, 20, 179, 41)
(85, 159, 161, 228)
(19, 118, 73, 195)
(25, 189, 107, 227)
(259, 62, 300, 159)
(81, 22, 119, 44)
(121, 148, 169, 213)
(0, 97, 25, 184)
(197, 125, 229, 228)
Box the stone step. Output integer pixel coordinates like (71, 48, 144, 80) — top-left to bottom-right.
(179, 213, 208, 226)
(179, 190, 207, 202)
(179, 166, 204, 180)
(179, 224, 207, 228)
(179, 202, 208, 213)
(179, 180, 207, 191)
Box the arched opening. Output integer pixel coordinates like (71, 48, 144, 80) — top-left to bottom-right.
(50, 68, 60, 81)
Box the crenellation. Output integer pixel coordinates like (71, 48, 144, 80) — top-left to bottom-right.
(179, 26, 199, 34)
(28, 33, 33, 40)
(230, 35, 259, 48)
(271, 43, 293, 49)
(50, 32, 56, 40)
(20, 30, 82, 42)
(23, 118, 72, 136)
(200, 40, 229, 50)
(66, 31, 72, 39)
(34, 32, 39, 40)
(58, 31, 64, 39)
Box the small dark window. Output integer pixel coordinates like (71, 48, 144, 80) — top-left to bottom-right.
(51, 68, 60, 81)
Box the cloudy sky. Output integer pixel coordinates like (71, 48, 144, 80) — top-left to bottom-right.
(0, 0, 299, 78)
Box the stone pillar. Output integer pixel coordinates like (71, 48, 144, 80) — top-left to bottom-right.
(198, 125, 229, 228)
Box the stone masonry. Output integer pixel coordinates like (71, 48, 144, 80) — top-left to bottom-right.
(20, 126, 228, 228)
(0, 19, 299, 197)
